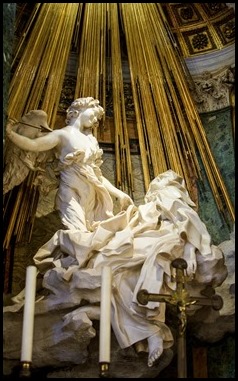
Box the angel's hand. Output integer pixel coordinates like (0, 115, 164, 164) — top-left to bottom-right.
(6, 121, 13, 137)
(183, 241, 197, 276)
(6, 118, 18, 138)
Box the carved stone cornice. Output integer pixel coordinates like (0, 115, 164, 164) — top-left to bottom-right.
(189, 65, 235, 113)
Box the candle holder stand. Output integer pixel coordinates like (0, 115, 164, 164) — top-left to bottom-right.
(19, 361, 32, 378)
(99, 362, 110, 378)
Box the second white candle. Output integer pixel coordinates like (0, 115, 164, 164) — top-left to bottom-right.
(99, 265, 112, 363)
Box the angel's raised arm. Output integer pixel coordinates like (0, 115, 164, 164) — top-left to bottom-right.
(6, 119, 60, 152)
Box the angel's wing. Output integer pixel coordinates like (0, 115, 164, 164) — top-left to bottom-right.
(3, 110, 56, 195)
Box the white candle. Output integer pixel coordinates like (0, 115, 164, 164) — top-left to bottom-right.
(99, 266, 112, 363)
(20, 265, 37, 363)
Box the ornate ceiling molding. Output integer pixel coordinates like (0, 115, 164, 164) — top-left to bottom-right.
(185, 44, 235, 76)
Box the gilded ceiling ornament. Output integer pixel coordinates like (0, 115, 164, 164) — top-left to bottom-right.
(192, 32, 209, 50)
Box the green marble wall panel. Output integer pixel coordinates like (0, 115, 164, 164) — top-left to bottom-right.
(197, 107, 235, 245)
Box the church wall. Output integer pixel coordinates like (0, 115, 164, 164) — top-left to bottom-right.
(197, 106, 235, 244)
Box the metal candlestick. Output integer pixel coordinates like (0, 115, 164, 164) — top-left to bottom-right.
(19, 361, 32, 378)
(99, 362, 110, 378)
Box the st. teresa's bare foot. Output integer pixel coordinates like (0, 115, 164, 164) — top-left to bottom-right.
(147, 333, 163, 367)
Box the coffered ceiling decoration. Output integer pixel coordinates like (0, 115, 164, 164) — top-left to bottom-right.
(162, 3, 235, 58)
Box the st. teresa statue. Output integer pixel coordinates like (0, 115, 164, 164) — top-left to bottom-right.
(3, 97, 227, 370)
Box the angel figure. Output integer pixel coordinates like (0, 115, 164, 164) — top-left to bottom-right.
(4, 97, 227, 369)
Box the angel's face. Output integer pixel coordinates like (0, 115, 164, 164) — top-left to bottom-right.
(80, 107, 100, 129)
